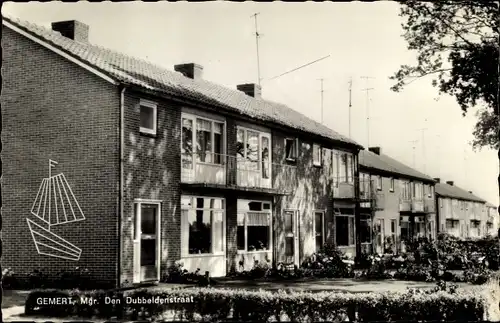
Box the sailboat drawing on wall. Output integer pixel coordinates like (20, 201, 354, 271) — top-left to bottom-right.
(26, 159, 85, 261)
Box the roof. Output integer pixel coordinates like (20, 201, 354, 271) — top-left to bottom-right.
(358, 149, 435, 183)
(2, 16, 362, 148)
(486, 202, 497, 208)
(435, 182, 486, 203)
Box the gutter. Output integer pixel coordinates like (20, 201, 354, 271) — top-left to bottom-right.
(117, 85, 126, 287)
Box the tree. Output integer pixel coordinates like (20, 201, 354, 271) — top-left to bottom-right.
(390, 1, 499, 210)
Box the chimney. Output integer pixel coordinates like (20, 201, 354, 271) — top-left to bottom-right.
(174, 63, 203, 80)
(434, 178, 441, 183)
(469, 191, 473, 194)
(52, 20, 89, 42)
(237, 83, 262, 99)
(368, 147, 381, 155)
(446, 181, 454, 186)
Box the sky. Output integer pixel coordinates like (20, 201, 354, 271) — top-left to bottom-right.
(3, 1, 498, 205)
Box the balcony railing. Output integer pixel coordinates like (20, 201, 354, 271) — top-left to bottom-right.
(399, 198, 412, 212)
(180, 152, 297, 191)
(359, 179, 384, 210)
(333, 176, 356, 199)
(412, 199, 424, 213)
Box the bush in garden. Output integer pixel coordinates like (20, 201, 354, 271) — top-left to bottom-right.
(24, 286, 487, 321)
(359, 255, 393, 280)
(163, 261, 213, 286)
(2, 268, 18, 290)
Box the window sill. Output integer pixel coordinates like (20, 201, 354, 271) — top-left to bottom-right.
(286, 158, 297, 163)
(195, 161, 225, 167)
(237, 250, 272, 255)
(337, 245, 356, 248)
(182, 253, 225, 258)
(140, 130, 157, 138)
(313, 163, 322, 168)
(389, 189, 394, 193)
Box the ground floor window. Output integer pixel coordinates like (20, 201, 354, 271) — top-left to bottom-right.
(374, 218, 385, 253)
(181, 196, 225, 256)
(237, 200, 272, 252)
(385, 219, 397, 254)
(335, 208, 355, 247)
(314, 211, 325, 252)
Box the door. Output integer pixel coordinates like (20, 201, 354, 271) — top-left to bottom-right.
(374, 218, 384, 254)
(133, 202, 161, 283)
(284, 210, 299, 265)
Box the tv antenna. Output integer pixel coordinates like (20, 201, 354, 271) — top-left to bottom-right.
(416, 126, 428, 172)
(318, 78, 326, 124)
(348, 77, 352, 138)
(409, 140, 418, 168)
(251, 13, 262, 86)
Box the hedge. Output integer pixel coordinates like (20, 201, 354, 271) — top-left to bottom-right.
(24, 287, 487, 322)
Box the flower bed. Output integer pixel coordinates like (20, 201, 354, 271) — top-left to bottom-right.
(24, 284, 488, 321)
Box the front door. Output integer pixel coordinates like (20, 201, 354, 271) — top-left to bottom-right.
(133, 202, 161, 283)
(284, 210, 299, 266)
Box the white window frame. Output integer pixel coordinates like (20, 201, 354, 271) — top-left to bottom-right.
(334, 208, 356, 247)
(389, 178, 394, 192)
(376, 175, 382, 191)
(237, 201, 273, 254)
(180, 195, 226, 257)
(313, 210, 326, 252)
(236, 126, 271, 169)
(182, 113, 227, 166)
(439, 198, 443, 208)
(313, 144, 322, 166)
(133, 199, 162, 283)
(139, 99, 158, 135)
(284, 138, 299, 162)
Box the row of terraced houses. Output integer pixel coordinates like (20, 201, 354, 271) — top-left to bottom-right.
(2, 17, 498, 288)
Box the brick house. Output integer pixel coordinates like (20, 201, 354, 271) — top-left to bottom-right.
(435, 180, 488, 239)
(1, 17, 363, 287)
(358, 147, 436, 254)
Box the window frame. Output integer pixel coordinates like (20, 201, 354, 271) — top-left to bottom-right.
(313, 210, 326, 252)
(284, 138, 299, 162)
(389, 178, 395, 192)
(180, 195, 226, 257)
(182, 113, 227, 166)
(237, 126, 271, 170)
(334, 208, 356, 247)
(139, 99, 158, 136)
(237, 201, 273, 254)
(376, 175, 382, 191)
(312, 144, 322, 167)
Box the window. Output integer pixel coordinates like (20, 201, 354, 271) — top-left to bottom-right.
(412, 182, 423, 199)
(401, 181, 411, 200)
(360, 215, 372, 244)
(285, 138, 298, 161)
(313, 144, 322, 166)
(335, 208, 355, 247)
(337, 151, 354, 183)
(237, 201, 272, 252)
(314, 211, 325, 251)
(139, 99, 157, 135)
(427, 185, 434, 198)
(182, 114, 225, 166)
(376, 176, 382, 190)
(181, 196, 225, 255)
(439, 198, 443, 208)
(389, 178, 394, 192)
(237, 127, 271, 175)
(388, 219, 397, 253)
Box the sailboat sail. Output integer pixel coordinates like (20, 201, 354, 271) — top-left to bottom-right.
(27, 160, 85, 261)
(31, 173, 85, 226)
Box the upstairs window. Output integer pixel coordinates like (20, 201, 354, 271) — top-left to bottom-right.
(139, 99, 157, 135)
(313, 144, 322, 166)
(376, 175, 382, 190)
(285, 138, 298, 161)
(389, 178, 395, 192)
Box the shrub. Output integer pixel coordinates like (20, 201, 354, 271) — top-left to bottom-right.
(25, 287, 487, 321)
(163, 261, 214, 286)
(359, 255, 393, 280)
(2, 268, 18, 290)
(55, 267, 91, 290)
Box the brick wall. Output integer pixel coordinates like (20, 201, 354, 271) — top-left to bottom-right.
(1, 27, 120, 286)
(119, 90, 181, 285)
(272, 131, 333, 264)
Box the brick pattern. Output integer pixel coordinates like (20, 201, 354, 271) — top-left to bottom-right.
(119, 90, 181, 285)
(1, 27, 120, 286)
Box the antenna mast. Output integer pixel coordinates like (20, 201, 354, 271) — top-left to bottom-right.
(416, 126, 428, 172)
(409, 140, 418, 168)
(361, 76, 375, 148)
(348, 77, 352, 138)
(318, 78, 326, 124)
(251, 13, 262, 86)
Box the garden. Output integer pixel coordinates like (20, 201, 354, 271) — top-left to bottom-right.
(3, 233, 500, 321)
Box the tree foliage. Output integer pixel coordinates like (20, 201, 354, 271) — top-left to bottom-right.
(391, 1, 499, 150)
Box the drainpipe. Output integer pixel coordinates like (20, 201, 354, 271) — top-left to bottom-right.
(117, 86, 126, 288)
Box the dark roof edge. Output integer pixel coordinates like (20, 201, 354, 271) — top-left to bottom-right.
(5, 16, 361, 150)
(359, 165, 435, 184)
(127, 85, 363, 150)
(435, 192, 487, 203)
